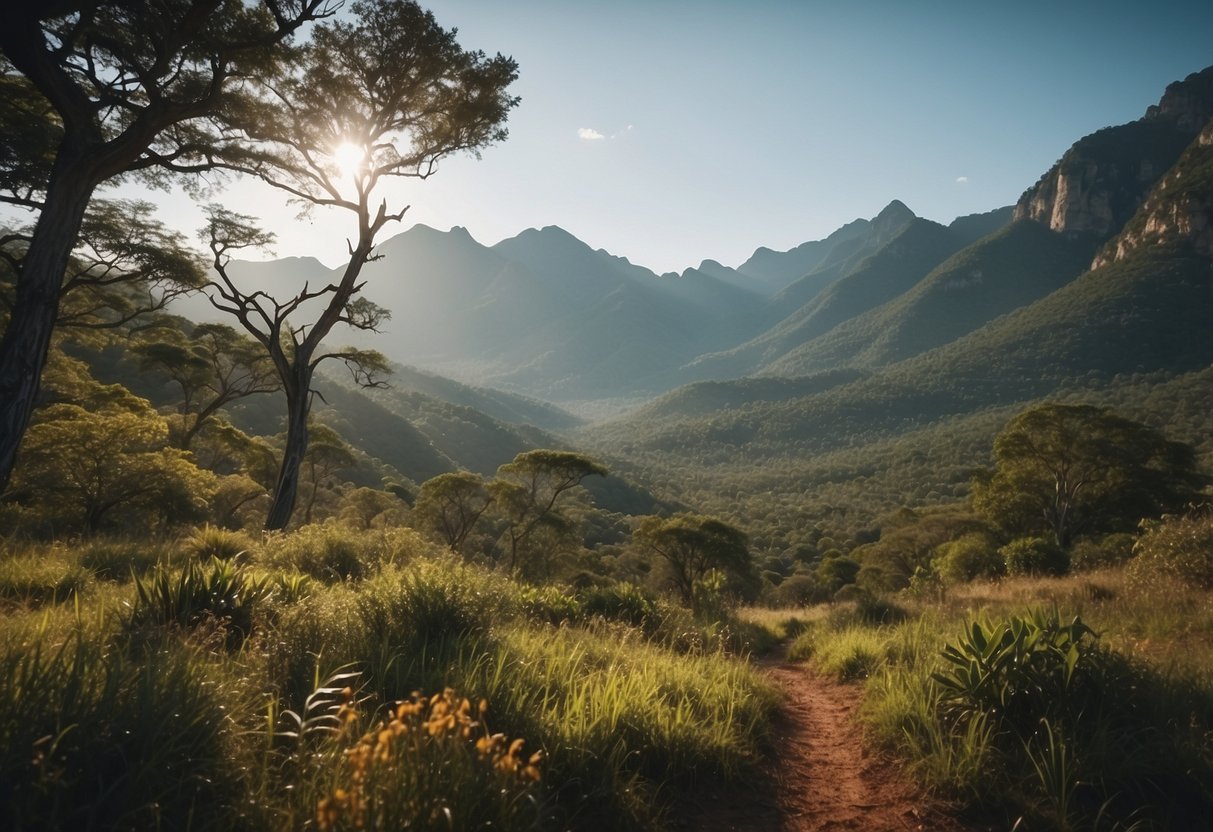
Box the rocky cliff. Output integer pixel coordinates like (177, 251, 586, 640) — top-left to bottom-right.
(1014, 66, 1213, 239)
(1093, 118, 1213, 267)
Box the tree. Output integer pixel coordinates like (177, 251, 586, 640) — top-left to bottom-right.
(488, 450, 607, 574)
(205, 0, 518, 529)
(133, 321, 278, 449)
(412, 471, 493, 553)
(299, 422, 356, 525)
(633, 513, 754, 613)
(0, 0, 331, 493)
(1, 200, 206, 333)
(10, 400, 216, 534)
(972, 403, 1206, 547)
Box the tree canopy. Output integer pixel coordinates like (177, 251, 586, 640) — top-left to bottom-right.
(972, 403, 1206, 546)
(0, 0, 332, 492)
(633, 513, 755, 613)
(202, 0, 518, 530)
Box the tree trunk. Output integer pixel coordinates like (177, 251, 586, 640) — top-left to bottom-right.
(264, 373, 311, 531)
(0, 160, 96, 493)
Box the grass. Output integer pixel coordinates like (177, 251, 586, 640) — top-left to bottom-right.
(0, 529, 777, 831)
(793, 572, 1213, 830)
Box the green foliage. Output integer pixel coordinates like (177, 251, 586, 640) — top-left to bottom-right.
(258, 524, 428, 583)
(412, 471, 492, 553)
(1068, 532, 1135, 573)
(1000, 537, 1070, 577)
(634, 512, 756, 614)
(974, 403, 1204, 547)
(0, 553, 90, 605)
(182, 524, 257, 561)
(0, 625, 244, 831)
(11, 400, 217, 534)
(925, 609, 1213, 828)
(1129, 510, 1213, 589)
(78, 538, 169, 580)
(933, 532, 1005, 584)
(489, 449, 608, 577)
(129, 557, 272, 644)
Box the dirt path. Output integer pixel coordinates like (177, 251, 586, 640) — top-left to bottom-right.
(674, 651, 972, 832)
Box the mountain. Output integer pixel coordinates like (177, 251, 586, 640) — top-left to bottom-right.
(761, 219, 1098, 376)
(682, 207, 967, 380)
(732, 215, 872, 295)
(1014, 66, 1213, 239)
(586, 67, 1213, 539)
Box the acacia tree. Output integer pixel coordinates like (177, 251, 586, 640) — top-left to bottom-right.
(207, 0, 518, 529)
(133, 321, 279, 449)
(633, 513, 754, 614)
(412, 471, 493, 553)
(972, 403, 1205, 547)
(489, 450, 607, 574)
(0, 0, 331, 493)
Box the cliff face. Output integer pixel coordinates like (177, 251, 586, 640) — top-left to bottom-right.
(1014, 66, 1213, 239)
(1093, 119, 1213, 268)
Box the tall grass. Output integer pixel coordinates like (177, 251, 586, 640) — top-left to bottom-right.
(800, 586, 1213, 830)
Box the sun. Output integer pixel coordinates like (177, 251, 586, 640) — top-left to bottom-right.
(332, 141, 367, 178)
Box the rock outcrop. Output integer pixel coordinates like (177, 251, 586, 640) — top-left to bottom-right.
(1014, 66, 1213, 239)
(1093, 118, 1213, 267)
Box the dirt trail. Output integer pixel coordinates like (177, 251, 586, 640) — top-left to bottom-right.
(674, 651, 972, 832)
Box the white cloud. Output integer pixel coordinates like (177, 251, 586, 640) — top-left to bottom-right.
(578, 127, 605, 141)
(955, 175, 970, 185)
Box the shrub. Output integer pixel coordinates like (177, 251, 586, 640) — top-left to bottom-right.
(1000, 537, 1069, 577)
(307, 688, 546, 831)
(129, 557, 272, 644)
(928, 609, 1213, 828)
(1129, 512, 1213, 589)
(516, 584, 584, 626)
(182, 525, 256, 561)
(262, 524, 368, 582)
(933, 533, 1004, 584)
(578, 582, 658, 628)
(772, 574, 826, 607)
(1068, 532, 1135, 572)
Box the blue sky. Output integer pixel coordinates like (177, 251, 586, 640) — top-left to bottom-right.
(105, 0, 1213, 273)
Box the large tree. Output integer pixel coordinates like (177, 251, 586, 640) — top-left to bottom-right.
(633, 513, 755, 613)
(206, 0, 518, 530)
(0, 0, 331, 493)
(488, 450, 607, 574)
(972, 403, 1206, 547)
(412, 471, 493, 554)
(2, 200, 206, 333)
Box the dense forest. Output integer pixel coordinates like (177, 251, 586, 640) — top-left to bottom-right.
(2, 2, 1212, 830)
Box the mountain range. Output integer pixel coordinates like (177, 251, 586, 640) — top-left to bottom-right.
(166, 64, 1213, 539)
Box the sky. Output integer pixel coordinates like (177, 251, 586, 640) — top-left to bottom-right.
(83, 0, 1213, 274)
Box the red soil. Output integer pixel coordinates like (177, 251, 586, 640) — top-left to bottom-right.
(673, 653, 975, 832)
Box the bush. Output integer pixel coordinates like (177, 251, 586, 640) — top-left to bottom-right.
(182, 525, 256, 561)
(933, 533, 1004, 584)
(1069, 532, 1135, 572)
(928, 609, 1213, 829)
(578, 582, 658, 628)
(1129, 512, 1213, 588)
(128, 557, 271, 645)
(1000, 537, 1069, 577)
(772, 574, 826, 607)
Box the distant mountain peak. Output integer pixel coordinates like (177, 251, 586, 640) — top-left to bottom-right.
(874, 199, 915, 224)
